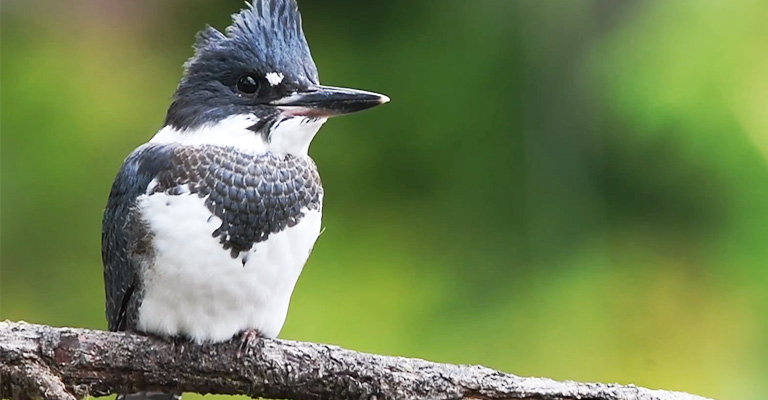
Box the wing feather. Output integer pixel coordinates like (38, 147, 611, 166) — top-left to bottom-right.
(102, 143, 176, 331)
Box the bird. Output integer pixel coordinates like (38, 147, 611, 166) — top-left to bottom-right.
(101, 1, 388, 399)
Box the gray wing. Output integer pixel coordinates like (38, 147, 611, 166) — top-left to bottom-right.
(102, 143, 176, 332)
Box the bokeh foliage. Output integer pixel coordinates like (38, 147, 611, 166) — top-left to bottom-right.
(2, 1, 767, 399)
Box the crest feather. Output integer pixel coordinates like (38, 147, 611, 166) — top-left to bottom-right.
(184, 0, 318, 85)
(194, 25, 226, 52)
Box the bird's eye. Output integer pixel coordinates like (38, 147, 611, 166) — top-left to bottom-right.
(236, 74, 260, 95)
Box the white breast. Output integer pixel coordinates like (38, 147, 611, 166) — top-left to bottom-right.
(135, 191, 322, 343)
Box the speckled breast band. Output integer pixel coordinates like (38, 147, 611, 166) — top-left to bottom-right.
(149, 145, 322, 257)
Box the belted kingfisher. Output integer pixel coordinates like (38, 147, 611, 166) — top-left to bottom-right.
(102, 1, 387, 396)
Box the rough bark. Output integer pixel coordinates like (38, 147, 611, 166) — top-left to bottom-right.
(0, 320, 713, 400)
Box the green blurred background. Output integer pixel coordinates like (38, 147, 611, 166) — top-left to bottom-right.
(2, 1, 767, 399)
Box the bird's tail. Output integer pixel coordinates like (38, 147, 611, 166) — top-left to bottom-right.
(116, 392, 181, 400)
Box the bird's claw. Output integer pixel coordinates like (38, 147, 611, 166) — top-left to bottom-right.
(237, 329, 262, 357)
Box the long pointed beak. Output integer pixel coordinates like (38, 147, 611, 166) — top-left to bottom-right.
(270, 85, 390, 118)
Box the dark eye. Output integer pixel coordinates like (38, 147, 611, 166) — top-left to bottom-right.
(236, 74, 260, 94)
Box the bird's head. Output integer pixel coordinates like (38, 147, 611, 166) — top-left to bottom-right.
(159, 0, 389, 156)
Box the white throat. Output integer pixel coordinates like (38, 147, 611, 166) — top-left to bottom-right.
(150, 114, 327, 156)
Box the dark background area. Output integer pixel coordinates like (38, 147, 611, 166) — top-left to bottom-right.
(2, 1, 767, 399)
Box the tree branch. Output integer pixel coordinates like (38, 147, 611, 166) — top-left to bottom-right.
(0, 321, 713, 400)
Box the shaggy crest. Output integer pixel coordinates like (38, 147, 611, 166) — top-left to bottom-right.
(186, 0, 318, 86)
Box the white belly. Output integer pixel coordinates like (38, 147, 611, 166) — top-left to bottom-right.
(135, 191, 321, 343)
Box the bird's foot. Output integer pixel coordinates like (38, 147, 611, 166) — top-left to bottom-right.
(237, 329, 263, 357)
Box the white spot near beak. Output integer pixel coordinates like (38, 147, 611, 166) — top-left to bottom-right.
(265, 72, 284, 86)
